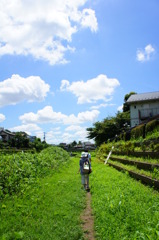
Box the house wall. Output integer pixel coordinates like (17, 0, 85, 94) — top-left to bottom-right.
(130, 101, 159, 127)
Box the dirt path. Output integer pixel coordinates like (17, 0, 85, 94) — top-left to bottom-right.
(81, 192, 95, 240)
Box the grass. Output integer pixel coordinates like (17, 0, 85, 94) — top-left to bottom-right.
(108, 160, 159, 181)
(111, 154, 159, 164)
(1, 151, 159, 240)
(90, 158, 159, 240)
(0, 156, 86, 240)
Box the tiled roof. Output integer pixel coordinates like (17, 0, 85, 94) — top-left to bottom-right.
(127, 91, 159, 103)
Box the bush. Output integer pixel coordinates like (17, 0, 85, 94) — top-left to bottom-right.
(0, 147, 70, 199)
(124, 131, 131, 141)
(154, 143, 159, 152)
(97, 143, 113, 160)
(131, 124, 145, 139)
(123, 141, 135, 154)
(146, 119, 159, 135)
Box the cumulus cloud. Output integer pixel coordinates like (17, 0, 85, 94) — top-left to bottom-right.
(63, 125, 89, 143)
(0, 0, 98, 65)
(19, 106, 99, 125)
(0, 113, 5, 122)
(9, 124, 42, 135)
(0, 74, 50, 107)
(65, 125, 83, 132)
(136, 44, 155, 62)
(60, 74, 120, 104)
(90, 103, 115, 110)
(117, 105, 123, 112)
(80, 9, 98, 32)
(58, 127, 88, 144)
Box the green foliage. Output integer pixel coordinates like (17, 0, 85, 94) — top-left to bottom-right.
(154, 144, 159, 152)
(131, 124, 145, 139)
(5, 132, 49, 152)
(91, 160, 159, 239)
(0, 147, 70, 199)
(0, 157, 85, 240)
(97, 141, 136, 160)
(96, 143, 112, 160)
(123, 141, 135, 153)
(123, 91, 136, 112)
(146, 119, 159, 135)
(30, 138, 49, 152)
(9, 132, 29, 149)
(87, 111, 130, 146)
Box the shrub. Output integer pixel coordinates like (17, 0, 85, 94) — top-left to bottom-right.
(154, 143, 159, 152)
(124, 131, 131, 141)
(0, 147, 70, 199)
(131, 124, 145, 139)
(123, 141, 135, 154)
(145, 119, 159, 135)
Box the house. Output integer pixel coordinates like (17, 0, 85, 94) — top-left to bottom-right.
(83, 141, 96, 150)
(0, 128, 15, 142)
(127, 91, 159, 127)
(0, 128, 37, 143)
(28, 136, 36, 142)
(59, 143, 68, 149)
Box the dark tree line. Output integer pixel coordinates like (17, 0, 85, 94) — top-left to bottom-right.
(0, 132, 49, 152)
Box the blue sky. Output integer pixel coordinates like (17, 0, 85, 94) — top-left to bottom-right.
(0, 0, 159, 144)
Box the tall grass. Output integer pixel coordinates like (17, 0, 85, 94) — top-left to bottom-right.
(90, 159, 159, 239)
(0, 154, 85, 240)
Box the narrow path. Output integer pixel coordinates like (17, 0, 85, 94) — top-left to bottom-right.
(81, 192, 95, 240)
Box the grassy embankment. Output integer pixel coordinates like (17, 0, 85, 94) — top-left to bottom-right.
(90, 158, 159, 239)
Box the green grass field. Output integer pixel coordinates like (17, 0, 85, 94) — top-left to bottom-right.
(0, 154, 85, 240)
(1, 149, 159, 240)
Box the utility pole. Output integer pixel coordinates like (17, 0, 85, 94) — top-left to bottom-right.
(43, 132, 46, 142)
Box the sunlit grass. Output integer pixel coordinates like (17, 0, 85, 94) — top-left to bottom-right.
(90, 159, 159, 239)
(0, 156, 85, 240)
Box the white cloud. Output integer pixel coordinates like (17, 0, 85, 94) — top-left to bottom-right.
(60, 74, 120, 104)
(136, 44, 155, 62)
(90, 103, 114, 110)
(44, 129, 62, 144)
(0, 74, 50, 107)
(63, 125, 89, 143)
(19, 106, 99, 125)
(45, 131, 73, 145)
(9, 124, 42, 135)
(80, 9, 98, 32)
(117, 105, 123, 112)
(65, 125, 83, 131)
(0, 113, 5, 122)
(59, 128, 88, 144)
(0, 0, 98, 65)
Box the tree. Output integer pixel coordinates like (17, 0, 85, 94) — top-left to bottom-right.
(71, 141, 77, 147)
(123, 92, 136, 112)
(87, 118, 120, 146)
(87, 92, 132, 146)
(9, 132, 29, 148)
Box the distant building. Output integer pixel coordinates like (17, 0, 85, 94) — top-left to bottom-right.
(59, 143, 68, 149)
(83, 141, 96, 150)
(0, 128, 37, 143)
(28, 136, 36, 142)
(0, 128, 15, 142)
(127, 91, 159, 127)
(74, 144, 83, 150)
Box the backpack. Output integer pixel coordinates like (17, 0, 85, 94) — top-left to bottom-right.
(83, 158, 90, 174)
